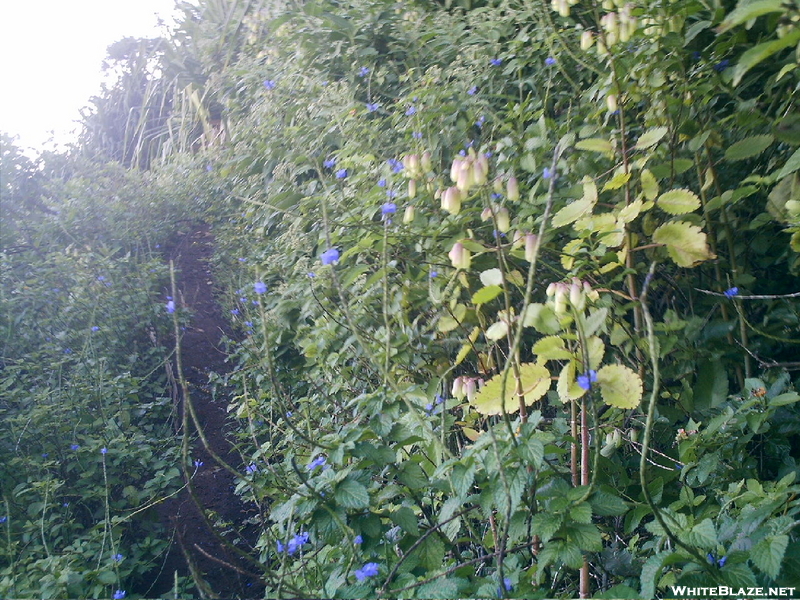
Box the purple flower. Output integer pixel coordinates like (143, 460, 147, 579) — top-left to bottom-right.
(244, 321, 253, 328)
(724, 287, 738, 298)
(503, 577, 513, 591)
(70, 444, 79, 451)
(388, 158, 404, 173)
(413, 131, 423, 139)
(490, 58, 502, 66)
(476, 115, 485, 128)
(101, 447, 108, 455)
(0, 517, 6, 524)
(307, 272, 316, 278)
(430, 271, 438, 279)
(166, 300, 175, 313)
(113, 591, 126, 600)
(231, 309, 240, 315)
(91, 326, 100, 332)
(321, 248, 340, 265)
(323, 157, 337, 168)
(366, 102, 380, 112)
(467, 86, 478, 95)
(577, 370, 598, 391)
(286, 531, 309, 555)
(359, 66, 370, 77)
(435, 394, 445, 404)
(377, 178, 387, 187)
(354, 535, 363, 544)
(545, 57, 556, 66)
(113, 553, 124, 562)
(386, 189, 397, 198)
(246, 463, 258, 474)
(405, 106, 417, 116)
(307, 455, 326, 470)
(254, 281, 267, 294)
(713, 59, 730, 72)
(97, 276, 105, 282)
(194, 460, 204, 468)
(355, 562, 380, 581)
(336, 168, 348, 179)
(382, 202, 397, 215)
(238, 257, 247, 262)
(543, 167, 554, 179)
(264, 80, 276, 90)
(425, 403, 434, 413)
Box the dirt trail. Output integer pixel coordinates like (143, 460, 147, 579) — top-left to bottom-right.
(146, 223, 263, 598)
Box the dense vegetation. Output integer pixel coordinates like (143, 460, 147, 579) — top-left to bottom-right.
(2, 0, 800, 597)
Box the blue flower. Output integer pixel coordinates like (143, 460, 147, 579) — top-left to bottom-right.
(113, 590, 126, 600)
(91, 326, 100, 332)
(490, 58, 502, 66)
(238, 257, 247, 262)
(724, 287, 739, 298)
(692, 51, 702, 61)
(458, 149, 466, 157)
(336, 168, 348, 179)
(307, 455, 326, 470)
(359, 66, 370, 76)
(97, 276, 105, 282)
(71, 444, 79, 451)
(0, 517, 6, 524)
(388, 158, 404, 173)
(323, 157, 337, 168)
(718, 555, 727, 567)
(354, 535, 363, 545)
(467, 85, 478, 95)
(713, 59, 730, 72)
(231, 309, 240, 315)
(246, 463, 258, 474)
(355, 562, 380, 581)
(63, 348, 72, 354)
(166, 300, 175, 313)
(543, 167, 554, 179)
(286, 411, 292, 417)
(264, 79, 276, 90)
(577, 370, 598, 391)
(366, 102, 380, 112)
(378, 178, 388, 187)
(254, 281, 267, 294)
(425, 403, 434, 414)
(430, 271, 438, 279)
(503, 577, 513, 591)
(545, 56, 556, 66)
(244, 321, 253, 328)
(276, 540, 284, 552)
(405, 106, 417, 116)
(307, 272, 316, 278)
(101, 447, 108, 455)
(382, 202, 397, 215)
(239, 297, 247, 303)
(321, 248, 340, 265)
(476, 115, 485, 128)
(113, 553, 124, 562)
(286, 531, 309, 555)
(42, 453, 49, 458)
(413, 131, 423, 139)
(435, 394, 445, 404)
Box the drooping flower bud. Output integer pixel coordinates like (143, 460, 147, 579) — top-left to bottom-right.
(481, 206, 493, 221)
(450, 157, 464, 183)
(464, 377, 477, 402)
(496, 207, 510, 232)
(581, 30, 594, 50)
(512, 230, 525, 249)
(473, 160, 487, 186)
(448, 242, 471, 270)
(493, 177, 504, 194)
(507, 176, 520, 201)
(570, 278, 586, 312)
(456, 162, 473, 192)
(420, 151, 432, 173)
(554, 283, 567, 315)
(606, 93, 618, 112)
(403, 205, 415, 224)
(525, 233, 538, 262)
(452, 376, 465, 399)
(408, 179, 417, 199)
(442, 186, 462, 215)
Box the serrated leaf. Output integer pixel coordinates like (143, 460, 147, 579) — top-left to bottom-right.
(557, 361, 586, 402)
(583, 308, 609, 338)
(657, 189, 701, 215)
(597, 364, 643, 409)
(724, 134, 775, 162)
(770, 392, 800, 406)
(570, 502, 593, 523)
(417, 579, 461, 599)
(603, 172, 631, 191)
(652, 221, 715, 267)
(752, 534, 789, 579)
(686, 518, 717, 549)
(552, 198, 595, 228)
(472, 363, 551, 415)
(618, 199, 644, 224)
(533, 335, 572, 361)
(641, 552, 672, 600)
(567, 522, 602, 551)
(480, 268, 503, 287)
(335, 478, 369, 509)
(485, 320, 509, 340)
(636, 126, 668, 150)
(472, 285, 503, 305)
(590, 491, 629, 516)
(531, 512, 563, 544)
(438, 303, 466, 332)
(576, 336, 606, 371)
(417, 534, 446, 570)
(576, 138, 614, 154)
(641, 170, 659, 200)
(583, 176, 598, 203)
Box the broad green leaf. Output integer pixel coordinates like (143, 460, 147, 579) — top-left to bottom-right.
(472, 285, 503, 305)
(656, 189, 701, 215)
(777, 147, 800, 180)
(602, 172, 631, 191)
(522, 303, 561, 334)
(334, 478, 369, 509)
(485, 320, 509, 340)
(685, 518, 717, 549)
(531, 512, 563, 544)
(416, 579, 460, 599)
(641, 169, 659, 200)
(398, 463, 428, 489)
(724, 134, 775, 161)
(751, 534, 789, 579)
(635, 126, 668, 150)
(480, 268, 503, 287)
(652, 221, 715, 267)
(552, 198, 594, 228)
(641, 552, 673, 599)
(471, 363, 551, 415)
(438, 303, 467, 332)
(576, 138, 613, 154)
(454, 327, 480, 366)
(533, 335, 572, 361)
(590, 491, 629, 516)
(567, 522, 602, 551)
(597, 364, 643, 409)
(583, 176, 598, 203)
(584, 336, 606, 370)
(770, 392, 800, 406)
(718, 0, 784, 33)
(583, 308, 609, 337)
(557, 361, 586, 402)
(618, 199, 644, 224)
(417, 534, 446, 570)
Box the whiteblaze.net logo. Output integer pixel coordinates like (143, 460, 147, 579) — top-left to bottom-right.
(669, 585, 798, 598)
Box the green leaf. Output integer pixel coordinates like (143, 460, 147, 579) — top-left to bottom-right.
(597, 364, 643, 409)
(724, 134, 775, 162)
(533, 335, 573, 361)
(531, 512, 563, 544)
(694, 359, 729, 410)
(576, 138, 614, 154)
(398, 463, 428, 489)
(417, 579, 461, 599)
(751, 534, 789, 579)
(770, 392, 800, 406)
(472, 363, 551, 415)
(552, 198, 595, 228)
(450, 463, 475, 499)
(567, 522, 602, 551)
(590, 491, 629, 516)
(437, 303, 466, 332)
(641, 170, 659, 200)
(593, 585, 642, 599)
(522, 303, 561, 334)
(635, 127, 668, 150)
(686, 518, 717, 549)
(718, 0, 784, 33)
(472, 285, 503, 305)
(570, 502, 593, 524)
(640, 551, 672, 599)
(652, 221, 715, 267)
(416, 535, 445, 570)
(390, 506, 420, 535)
(334, 478, 369, 509)
(485, 320, 509, 340)
(777, 147, 800, 180)
(603, 172, 631, 191)
(656, 189, 701, 215)
(557, 361, 586, 403)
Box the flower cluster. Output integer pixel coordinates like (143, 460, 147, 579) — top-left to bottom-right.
(278, 531, 309, 555)
(354, 562, 380, 581)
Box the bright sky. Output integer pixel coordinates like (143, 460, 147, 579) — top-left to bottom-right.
(0, 0, 180, 155)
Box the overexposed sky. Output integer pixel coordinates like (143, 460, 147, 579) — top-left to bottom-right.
(0, 0, 180, 155)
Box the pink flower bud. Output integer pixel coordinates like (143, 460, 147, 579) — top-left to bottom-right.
(421, 151, 432, 172)
(464, 377, 477, 402)
(525, 234, 538, 262)
(481, 206, 493, 221)
(452, 376, 465, 399)
(450, 158, 463, 182)
(408, 179, 417, 199)
(448, 242, 471, 270)
(403, 205, 415, 223)
(496, 207, 510, 232)
(507, 176, 520, 201)
(442, 186, 462, 215)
